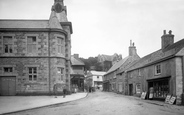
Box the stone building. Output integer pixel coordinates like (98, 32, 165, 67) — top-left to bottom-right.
(126, 30, 184, 104)
(70, 54, 85, 92)
(0, 0, 73, 95)
(97, 53, 122, 71)
(103, 41, 140, 92)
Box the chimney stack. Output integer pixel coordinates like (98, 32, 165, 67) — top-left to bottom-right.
(129, 40, 137, 56)
(73, 54, 79, 58)
(161, 30, 174, 49)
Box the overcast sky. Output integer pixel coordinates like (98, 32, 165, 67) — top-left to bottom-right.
(0, 0, 184, 58)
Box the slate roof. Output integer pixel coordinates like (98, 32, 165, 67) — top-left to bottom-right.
(117, 56, 140, 74)
(99, 54, 113, 61)
(48, 11, 63, 29)
(104, 53, 140, 76)
(71, 56, 85, 66)
(104, 57, 129, 75)
(98, 53, 120, 62)
(0, 11, 63, 30)
(88, 71, 106, 76)
(127, 38, 184, 72)
(0, 20, 49, 29)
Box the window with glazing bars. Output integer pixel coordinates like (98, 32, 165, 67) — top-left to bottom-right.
(28, 67, 37, 81)
(27, 36, 37, 53)
(57, 37, 63, 54)
(155, 64, 161, 75)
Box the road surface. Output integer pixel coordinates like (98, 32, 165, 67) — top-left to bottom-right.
(7, 91, 184, 115)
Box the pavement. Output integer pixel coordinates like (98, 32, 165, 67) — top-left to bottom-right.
(124, 95, 184, 112)
(0, 92, 88, 115)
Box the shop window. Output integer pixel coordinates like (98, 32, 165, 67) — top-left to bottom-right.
(27, 36, 37, 53)
(3, 36, 13, 53)
(28, 67, 37, 81)
(148, 79, 169, 99)
(155, 64, 161, 75)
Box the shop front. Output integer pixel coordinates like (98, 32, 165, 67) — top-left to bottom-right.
(71, 75, 84, 92)
(147, 77, 170, 100)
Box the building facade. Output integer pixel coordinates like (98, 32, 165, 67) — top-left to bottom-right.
(97, 53, 122, 71)
(103, 41, 140, 92)
(70, 54, 85, 92)
(0, 0, 73, 95)
(86, 70, 106, 90)
(126, 30, 184, 104)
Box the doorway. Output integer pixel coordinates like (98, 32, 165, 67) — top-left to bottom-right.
(129, 84, 133, 96)
(0, 76, 16, 96)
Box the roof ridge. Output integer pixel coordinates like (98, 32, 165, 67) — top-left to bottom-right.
(0, 19, 49, 21)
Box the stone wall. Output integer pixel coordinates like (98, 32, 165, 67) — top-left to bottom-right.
(127, 58, 175, 94)
(0, 32, 49, 56)
(0, 58, 49, 95)
(175, 57, 183, 104)
(0, 30, 70, 95)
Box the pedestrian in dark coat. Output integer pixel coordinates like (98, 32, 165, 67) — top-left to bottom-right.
(53, 84, 58, 98)
(63, 86, 67, 98)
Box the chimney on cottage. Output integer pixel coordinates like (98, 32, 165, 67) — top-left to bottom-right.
(161, 30, 174, 49)
(73, 54, 79, 58)
(129, 40, 137, 56)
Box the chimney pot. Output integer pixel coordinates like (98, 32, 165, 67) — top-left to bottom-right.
(163, 30, 166, 35)
(161, 30, 174, 49)
(74, 54, 79, 58)
(169, 30, 172, 35)
(130, 40, 132, 46)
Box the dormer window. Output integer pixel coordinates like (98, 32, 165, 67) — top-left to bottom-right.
(155, 64, 161, 75)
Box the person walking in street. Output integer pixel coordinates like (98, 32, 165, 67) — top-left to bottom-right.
(63, 85, 67, 98)
(53, 84, 58, 98)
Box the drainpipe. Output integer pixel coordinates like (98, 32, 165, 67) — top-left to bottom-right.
(48, 30, 51, 95)
(182, 56, 184, 105)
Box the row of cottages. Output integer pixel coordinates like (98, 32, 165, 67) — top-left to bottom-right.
(120, 30, 184, 104)
(103, 41, 140, 92)
(86, 70, 106, 90)
(70, 54, 85, 92)
(0, 0, 73, 95)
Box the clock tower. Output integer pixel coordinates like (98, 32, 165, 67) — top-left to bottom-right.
(52, 0, 68, 22)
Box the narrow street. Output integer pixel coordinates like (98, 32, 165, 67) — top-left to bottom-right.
(7, 91, 184, 115)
